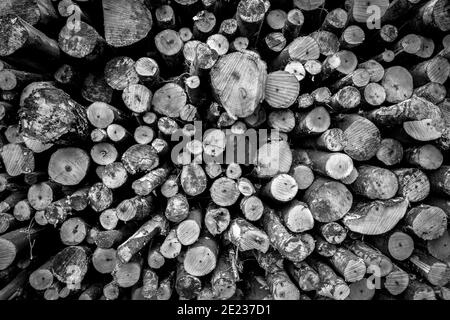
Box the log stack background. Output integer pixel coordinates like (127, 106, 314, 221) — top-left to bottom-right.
(0, 0, 449, 301)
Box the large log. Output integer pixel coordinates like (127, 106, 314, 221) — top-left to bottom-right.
(102, 0, 153, 47)
(20, 87, 89, 144)
(210, 51, 267, 119)
(263, 207, 315, 262)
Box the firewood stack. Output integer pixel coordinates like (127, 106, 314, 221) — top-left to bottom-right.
(0, 0, 449, 301)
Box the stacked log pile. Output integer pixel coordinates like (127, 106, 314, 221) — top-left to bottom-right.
(0, 0, 449, 301)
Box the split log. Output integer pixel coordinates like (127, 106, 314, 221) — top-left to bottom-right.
(342, 197, 409, 235)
